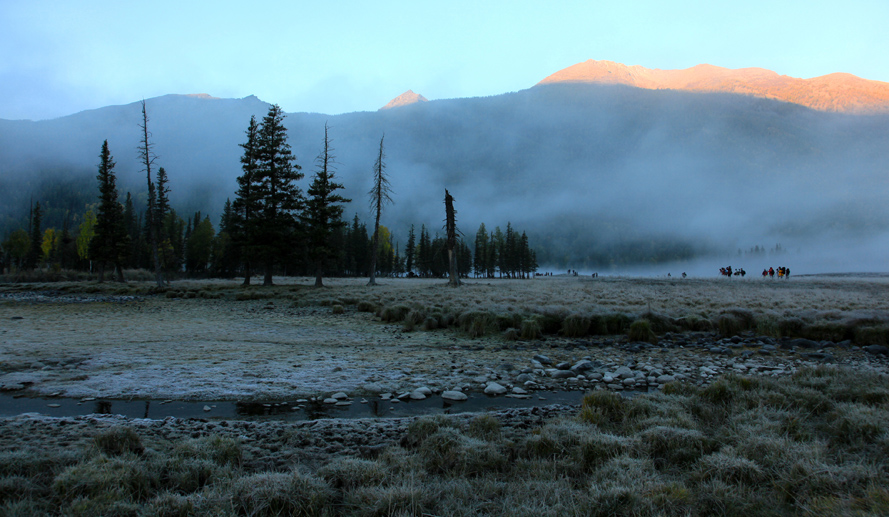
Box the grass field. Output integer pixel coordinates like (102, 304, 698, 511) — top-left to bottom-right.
(1, 274, 888, 515)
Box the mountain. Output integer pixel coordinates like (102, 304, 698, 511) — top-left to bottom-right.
(2, 73, 888, 272)
(380, 90, 429, 110)
(538, 59, 889, 114)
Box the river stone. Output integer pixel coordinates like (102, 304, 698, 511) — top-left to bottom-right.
(622, 378, 636, 386)
(865, 345, 889, 355)
(571, 360, 594, 372)
(512, 387, 528, 395)
(415, 387, 433, 396)
(331, 392, 349, 400)
(533, 355, 553, 365)
(442, 390, 468, 401)
(323, 398, 338, 404)
(614, 366, 634, 379)
(555, 362, 572, 370)
(409, 390, 427, 400)
(484, 382, 507, 395)
(362, 383, 383, 394)
(515, 373, 534, 383)
(657, 375, 675, 384)
(551, 370, 576, 379)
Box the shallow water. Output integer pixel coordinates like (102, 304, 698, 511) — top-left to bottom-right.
(0, 390, 645, 421)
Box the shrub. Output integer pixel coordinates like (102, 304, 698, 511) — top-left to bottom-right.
(638, 426, 711, 468)
(468, 414, 501, 441)
(694, 447, 765, 484)
(331, 304, 345, 314)
(561, 313, 591, 337)
(777, 317, 805, 338)
(356, 301, 376, 313)
(628, 319, 658, 344)
(380, 305, 411, 323)
(520, 318, 542, 340)
(419, 428, 507, 475)
(536, 308, 568, 334)
(52, 455, 159, 503)
(854, 326, 889, 346)
(422, 317, 439, 331)
(93, 427, 144, 456)
(344, 483, 434, 516)
(640, 311, 678, 333)
(495, 313, 523, 331)
(317, 458, 388, 490)
(580, 390, 625, 428)
(174, 435, 242, 468)
(579, 431, 633, 469)
(458, 311, 496, 337)
(599, 313, 633, 334)
(503, 328, 519, 341)
(715, 314, 744, 338)
(401, 416, 461, 449)
(230, 471, 332, 517)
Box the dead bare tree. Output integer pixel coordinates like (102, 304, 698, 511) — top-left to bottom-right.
(444, 189, 461, 286)
(367, 135, 392, 286)
(138, 100, 164, 288)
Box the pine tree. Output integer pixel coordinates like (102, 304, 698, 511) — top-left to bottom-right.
(232, 115, 262, 285)
(185, 215, 214, 276)
(404, 225, 416, 277)
(486, 231, 497, 279)
(211, 199, 238, 277)
(444, 189, 461, 286)
(304, 123, 350, 287)
(367, 135, 392, 285)
(254, 104, 303, 286)
(473, 223, 487, 278)
(26, 202, 42, 270)
(89, 140, 129, 282)
(418, 224, 431, 277)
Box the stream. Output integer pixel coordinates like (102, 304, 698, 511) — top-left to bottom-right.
(0, 390, 620, 421)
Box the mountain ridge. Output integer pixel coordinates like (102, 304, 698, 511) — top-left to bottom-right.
(538, 59, 889, 114)
(1, 79, 887, 270)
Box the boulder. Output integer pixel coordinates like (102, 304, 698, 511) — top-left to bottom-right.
(442, 390, 469, 401)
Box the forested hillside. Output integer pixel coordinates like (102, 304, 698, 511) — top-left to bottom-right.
(2, 83, 887, 272)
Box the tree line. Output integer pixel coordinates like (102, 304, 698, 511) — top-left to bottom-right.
(0, 103, 538, 283)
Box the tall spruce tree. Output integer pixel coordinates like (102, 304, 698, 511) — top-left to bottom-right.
(154, 166, 173, 277)
(25, 202, 42, 270)
(304, 123, 350, 287)
(255, 104, 303, 285)
(232, 115, 262, 285)
(474, 223, 487, 278)
(444, 189, 461, 286)
(367, 135, 392, 286)
(89, 140, 129, 282)
(404, 225, 416, 277)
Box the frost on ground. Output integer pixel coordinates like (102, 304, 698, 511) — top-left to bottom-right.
(1, 275, 888, 403)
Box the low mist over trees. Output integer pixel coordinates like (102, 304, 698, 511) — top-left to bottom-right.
(0, 101, 543, 282)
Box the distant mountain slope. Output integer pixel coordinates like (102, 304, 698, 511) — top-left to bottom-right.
(1, 83, 888, 270)
(538, 60, 889, 114)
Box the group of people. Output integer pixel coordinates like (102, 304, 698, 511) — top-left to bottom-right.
(720, 266, 791, 278)
(762, 266, 790, 279)
(719, 266, 746, 277)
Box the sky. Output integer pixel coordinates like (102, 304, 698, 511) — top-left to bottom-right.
(1, 0, 887, 121)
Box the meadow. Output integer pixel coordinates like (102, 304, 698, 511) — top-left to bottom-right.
(1, 274, 888, 515)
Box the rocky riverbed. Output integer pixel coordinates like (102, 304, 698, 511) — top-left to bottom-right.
(2, 285, 888, 422)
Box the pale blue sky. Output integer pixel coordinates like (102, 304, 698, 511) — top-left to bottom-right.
(1, 0, 886, 120)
